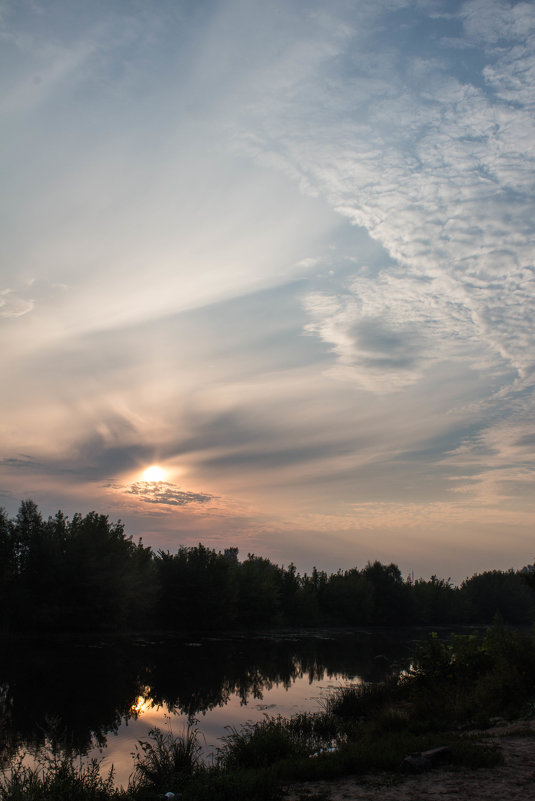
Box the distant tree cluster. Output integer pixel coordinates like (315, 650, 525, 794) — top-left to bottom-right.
(1, 501, 534, 633)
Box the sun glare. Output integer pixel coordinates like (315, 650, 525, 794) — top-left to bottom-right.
(130, 687, 154, 716)
(142, 465, 166, 482)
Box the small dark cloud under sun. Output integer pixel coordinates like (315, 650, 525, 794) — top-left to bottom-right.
(124, 481, 215, 507)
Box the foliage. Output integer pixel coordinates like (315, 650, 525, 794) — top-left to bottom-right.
(320, 569, 374, 625)
(236, 555, 284, 627)
(155, 544, 239, 631)
(0, 500, 534, 633)
(361, 561, 411, 625)
(411, 575, 460, 623)
(461, 570, 535, 624)
(0, 502, 155, 632)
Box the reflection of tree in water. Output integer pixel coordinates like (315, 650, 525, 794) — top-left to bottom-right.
(126, 632, 412, 716)
(146, 638, 319, 715)
(0, 639, 150, 755)
(0, 681, 19, 769)
(0, 631, 414, 760)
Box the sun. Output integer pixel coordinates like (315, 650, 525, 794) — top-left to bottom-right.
(142, 464, 167, 482)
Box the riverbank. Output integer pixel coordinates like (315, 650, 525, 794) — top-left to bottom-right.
(284, 719, 535, 801)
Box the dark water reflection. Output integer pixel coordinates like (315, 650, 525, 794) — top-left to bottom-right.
(0, 628, 425, 781)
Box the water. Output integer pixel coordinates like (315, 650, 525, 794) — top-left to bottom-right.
(0, 629, 420, 788)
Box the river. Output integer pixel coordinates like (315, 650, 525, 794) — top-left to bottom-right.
(0, 628, 433, 788)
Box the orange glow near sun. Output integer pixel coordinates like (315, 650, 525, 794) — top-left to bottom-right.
(130, 687, 154, 716)
(142, 465, 167, 482)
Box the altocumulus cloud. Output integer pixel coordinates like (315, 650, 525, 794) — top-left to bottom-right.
(235, 0, 535, 389)
(303, 270, 489, 391)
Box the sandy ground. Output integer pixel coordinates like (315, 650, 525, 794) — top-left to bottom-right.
(283, 719, 535, 801)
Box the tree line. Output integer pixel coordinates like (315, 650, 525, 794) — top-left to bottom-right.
(1, 500, 534, 633)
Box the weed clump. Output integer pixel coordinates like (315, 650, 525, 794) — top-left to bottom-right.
(128, 721, 202, 797)
(216, 714, 330, 771)
(0, 740, 118, 801)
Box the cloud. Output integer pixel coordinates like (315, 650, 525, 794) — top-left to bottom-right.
(231, 0, 535, 393)
(123, 481, 214, 508)
(0, 454, 39, 469)
(0, 289, 33, 318)
(303, 269, 492, 391)
(1, 0, 535, 579)
(1, 0, 340, 343)
(461, 0, 535, 46)
(515, 433, 535, 448)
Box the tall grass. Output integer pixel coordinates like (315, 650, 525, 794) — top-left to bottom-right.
(128, 720, 202, 797)
(323, 676, 402, 719)
(0, 747, 118, 801)
(216, 715, 323, 771)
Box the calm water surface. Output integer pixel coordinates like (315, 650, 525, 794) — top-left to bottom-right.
(0, 629, 423, 788)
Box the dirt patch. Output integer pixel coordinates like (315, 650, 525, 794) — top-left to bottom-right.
(283, 720, 535, 801)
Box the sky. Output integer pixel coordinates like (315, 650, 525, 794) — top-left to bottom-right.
(2, 0, 535, 583)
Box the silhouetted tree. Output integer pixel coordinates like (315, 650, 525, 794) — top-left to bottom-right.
(460, 570, 535, 624)
(2, 500, 534, 634)
(155, 544, 238, 631)
(520, 563, 535, 593)
(411, 575, 460, 624)
(362, 561, 411, 625)
(0, 508, 16, 631)
(60, 511, 151, 630)
(237, 555, 283, 627)
(279, 562, 301, 623)
(12, 499, 43, 574)
(321, 568, 374, 625)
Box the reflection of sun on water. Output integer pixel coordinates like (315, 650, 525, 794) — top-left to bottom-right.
(130, 688, 154, 717)
(142, 465, 166, 482)
(96, 672, 363, 788)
